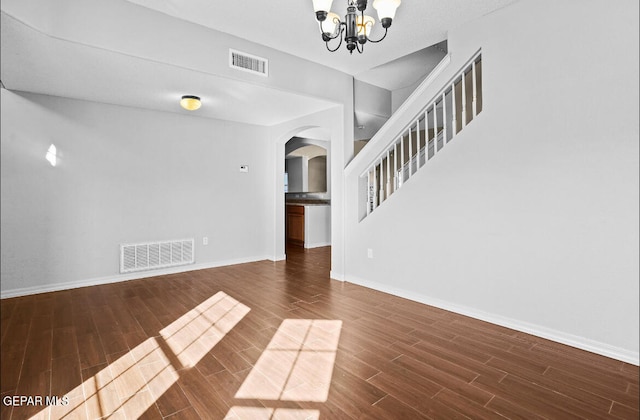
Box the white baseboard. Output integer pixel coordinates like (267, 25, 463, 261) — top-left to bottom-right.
(345, 275, 639, 366)
(329, 270, 345, 282)
(268, 254, 286, 262)
(0, 255, 270, 299)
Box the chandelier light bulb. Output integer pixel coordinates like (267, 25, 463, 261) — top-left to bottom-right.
(313, 0, 334, 20)
(322, 12, 341, 36)
(373, 0, 401, 27)
(357, 15, 375, 38)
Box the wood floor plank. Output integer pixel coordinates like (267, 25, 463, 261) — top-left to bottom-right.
(0, 246, 637, 419)
(0, 391, 15, 420)
(544, 366, 639, 411)
(77, 332, 107, 370)
(98, 330, 130, 356)
(149, 382, 192, 418)
(1, 349, 24, 394)
(390, 341, 480, 383)
(392, 354, 494, 406)
(52, 326, 78, 360)
(1, 315, 30, 355)
(334, 351, 381, 381)
(364, 394, 431, 419)
(610, 401, 640, 419)
(410, 338, 509, 383)
(178, 368, 229, 419)
(485, 395, 547, 420)
(366, 368, 443, 414)
(472, 373, 615, 419)
(164, 406, 202, 419)
(487, 355, 614, 413)
(52, 300, 74, 330)
(432, 388, 506, 420)
(14, 370, 51, 419)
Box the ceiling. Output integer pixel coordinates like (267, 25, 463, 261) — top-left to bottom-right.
(126, 0, 516, 77)
(286, 145, 328, 160)
(1, 0, 517, 126)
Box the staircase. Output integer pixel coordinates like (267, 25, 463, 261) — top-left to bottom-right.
(357, 50, 483, 219)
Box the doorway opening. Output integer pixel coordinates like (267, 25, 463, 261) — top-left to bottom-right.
(283, 130, 331, 260)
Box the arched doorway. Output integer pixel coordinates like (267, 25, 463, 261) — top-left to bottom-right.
(282, 128, 331, 258)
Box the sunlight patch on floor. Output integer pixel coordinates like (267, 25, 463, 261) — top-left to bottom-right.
(225, 406, 320, 420)
(31, 291, 250, 419)
(235, 319, 342, 403)
(161, 291, 251, 368)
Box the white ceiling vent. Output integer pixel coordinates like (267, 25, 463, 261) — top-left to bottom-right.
(229, 49, 268, 77)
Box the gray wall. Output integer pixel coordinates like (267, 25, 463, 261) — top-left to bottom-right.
(1, 90, 272, 294)
(354, 79, 392, 142)
(285, 157, 305, 192)
(308, 156, 327, 192)
(344, 0, 639, 362)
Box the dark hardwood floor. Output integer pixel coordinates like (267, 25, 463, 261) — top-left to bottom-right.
(1, 246, 638, 419)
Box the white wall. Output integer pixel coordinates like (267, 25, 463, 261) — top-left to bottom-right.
(354, 79, 391, 118)
(343, 0, 639, 363)
(1, 90, 273, 296)
(391, 76, 425, 113)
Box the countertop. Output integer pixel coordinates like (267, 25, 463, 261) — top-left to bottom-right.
(286, 199, 331, 206)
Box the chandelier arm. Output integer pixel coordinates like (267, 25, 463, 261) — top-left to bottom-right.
(366, 27, 388, 43)
(319, 16, 342, 40)
(326, 26, 345, 52)
(356, 41, 364, 54)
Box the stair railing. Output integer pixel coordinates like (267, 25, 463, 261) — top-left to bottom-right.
(362, 50, 482, 218)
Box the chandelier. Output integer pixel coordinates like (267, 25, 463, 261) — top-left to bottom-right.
(312, 0, 401, 54)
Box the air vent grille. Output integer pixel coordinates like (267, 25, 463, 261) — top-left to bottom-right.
(120, 238, 194, 273)
(229, 49, 268, 76)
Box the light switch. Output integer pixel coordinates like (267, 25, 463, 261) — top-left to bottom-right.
(240, 165, 249, 173)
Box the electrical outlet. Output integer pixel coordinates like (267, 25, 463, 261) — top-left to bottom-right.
(367, 248, 373, 259)
(203, 237, 209, 245)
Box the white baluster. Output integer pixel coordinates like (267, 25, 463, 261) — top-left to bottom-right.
(393, 142, 398, 191)
(472, 60, 477, 119)
(442, 91, 447, 144)
(432, 102, 438, 155)
(408, 129, 413, 176)
(379, 159, 383, 205)
(461, 71, 467, 128)
(386, 150, 391, 198)
(399, 136, 404, 187)
(372, 166, 377, 210)
(366, 170, 371, 216)
(416, 119, 421, 168)
(451, 83, 457, 136)
(423, 111, 429, 160)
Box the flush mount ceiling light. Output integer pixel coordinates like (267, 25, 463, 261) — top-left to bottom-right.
(312, 0, 401, 54)
(180, 95, 201, 111)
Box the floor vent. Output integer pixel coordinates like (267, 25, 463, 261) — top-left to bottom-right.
(229, 49, 268, 77)
(120, 238, 194, 274)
